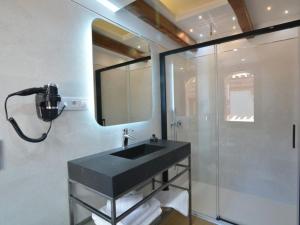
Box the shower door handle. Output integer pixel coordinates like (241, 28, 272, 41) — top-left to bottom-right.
(292, 124, 296, 149)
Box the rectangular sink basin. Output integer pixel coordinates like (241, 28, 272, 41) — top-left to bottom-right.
(111, 144, 164, 160)
(68, 140, 191, 198)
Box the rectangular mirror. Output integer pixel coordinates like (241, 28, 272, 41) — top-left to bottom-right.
(92, 19, 152, 126)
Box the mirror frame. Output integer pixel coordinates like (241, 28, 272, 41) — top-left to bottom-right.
(94, 56, 151, 126)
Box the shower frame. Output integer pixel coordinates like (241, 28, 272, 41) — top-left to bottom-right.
(159, 19, 300, 225)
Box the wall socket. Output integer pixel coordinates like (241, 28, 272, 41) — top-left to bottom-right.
(61, 97, 88, 111)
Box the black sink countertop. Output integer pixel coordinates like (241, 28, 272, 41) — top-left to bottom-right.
(68, 140, 191, 198)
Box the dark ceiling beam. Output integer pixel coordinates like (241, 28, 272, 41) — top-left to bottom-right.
(125, 0, 196, 47)
(92, 31, 145, 59)
(228, 0, 254, 32)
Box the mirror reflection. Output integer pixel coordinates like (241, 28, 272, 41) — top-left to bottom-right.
(92, 19, 152, 126)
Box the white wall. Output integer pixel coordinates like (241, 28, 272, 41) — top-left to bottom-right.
(0, 1, 164, 225)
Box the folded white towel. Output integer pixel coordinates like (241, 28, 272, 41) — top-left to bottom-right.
(106, 192, 144, 216)
(92, 198, 161, 225)
(156, 190, 189, 216)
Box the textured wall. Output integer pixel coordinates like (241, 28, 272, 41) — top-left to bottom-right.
(0, 1, 162, 224)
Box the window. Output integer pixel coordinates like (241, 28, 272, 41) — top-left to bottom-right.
(224, 72, 254, 122)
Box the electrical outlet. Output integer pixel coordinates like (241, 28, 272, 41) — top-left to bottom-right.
(62, 97, 88, 111)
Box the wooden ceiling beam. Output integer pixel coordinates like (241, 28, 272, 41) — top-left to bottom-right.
(228, 0, 254, 32)
(92, 31, 145, 59)
(125, 0, 196, 47)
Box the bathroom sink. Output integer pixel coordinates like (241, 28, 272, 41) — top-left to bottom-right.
(111, 144, 164, 159)
(68, 140, 190, 197)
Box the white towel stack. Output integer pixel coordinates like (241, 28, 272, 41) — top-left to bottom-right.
(156, 190, 189, 216)
(92, 192, 161, 225)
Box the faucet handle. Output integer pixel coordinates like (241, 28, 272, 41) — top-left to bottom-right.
(123, 128, 134, 134)
(150, 134, 158, 142)
(123, 128, 128, 134)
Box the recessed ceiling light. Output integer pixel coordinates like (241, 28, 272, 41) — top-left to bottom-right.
(267, 6, 272, 11)
(96, 0, 120, 12)
(137, 45, 141, 49)
(189, 28, 194, 33)
(198, 15, 203, 20)
(232, 16, 236, 21)
(213, 30, 217, 33)
(199, 33, 204, 37)
(180, 67, 184, 70)
(233, 48, 238, 52)
(284, 10, 289, 14)
(233, 25, 236, 30)
(241, 58, 246, 62)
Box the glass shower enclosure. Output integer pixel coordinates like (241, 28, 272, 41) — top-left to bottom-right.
(161, 23, 300, 225)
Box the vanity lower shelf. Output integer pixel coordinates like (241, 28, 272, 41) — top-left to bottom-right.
(77, 208, 174, 225)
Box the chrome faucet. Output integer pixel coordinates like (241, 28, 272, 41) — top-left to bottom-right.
(123, 128, 136, 148)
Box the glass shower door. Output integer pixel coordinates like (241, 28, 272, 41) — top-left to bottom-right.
(217, 32, 299, 225)
(165, 47, 219, 219)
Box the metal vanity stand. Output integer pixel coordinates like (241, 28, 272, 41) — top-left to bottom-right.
(68, 141, 192, 225)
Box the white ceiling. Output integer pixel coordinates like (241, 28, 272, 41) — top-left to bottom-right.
(245, 0, 300, 28)
(141, 0, 300, 45)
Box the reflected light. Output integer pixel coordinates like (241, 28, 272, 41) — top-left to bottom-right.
(170, 63, 175, 112)
(96, 0, 120, 12)
(225, 72, 254, 123)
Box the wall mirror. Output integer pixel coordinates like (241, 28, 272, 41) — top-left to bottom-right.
(92, 19, 152, 126)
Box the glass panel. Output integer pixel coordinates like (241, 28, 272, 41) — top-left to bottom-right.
(217, 30, 299, 225)
(164, 27, 299, 225)
(128, 61, 152, 123)
(100, 61, 152, 126)
(165, 47, 218, 218)
(101, 67, 129, 125)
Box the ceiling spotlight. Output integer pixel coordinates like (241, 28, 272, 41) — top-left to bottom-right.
(233, 25, 236, 30)
(284, 10, 289, 14)
(198, 15, 203, 19)
(233, 48, 238, 52)
(241, 58, 246, 62)
(232, 16, 236, 21)
(213, 30, 217, 33)
(189, 28, 194, 33)
(199, 33, 204, 38)
(180, 67, 184, 70)
(137, 45, 141, 49)
(267, 6, 272, 11)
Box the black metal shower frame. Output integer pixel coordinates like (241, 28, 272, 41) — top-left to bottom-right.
(159, 19, 300, 225)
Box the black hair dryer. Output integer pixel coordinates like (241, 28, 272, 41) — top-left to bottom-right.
(4, 83, 65, 143)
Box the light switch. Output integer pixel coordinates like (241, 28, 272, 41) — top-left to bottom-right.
(62, 97, 88, 111)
